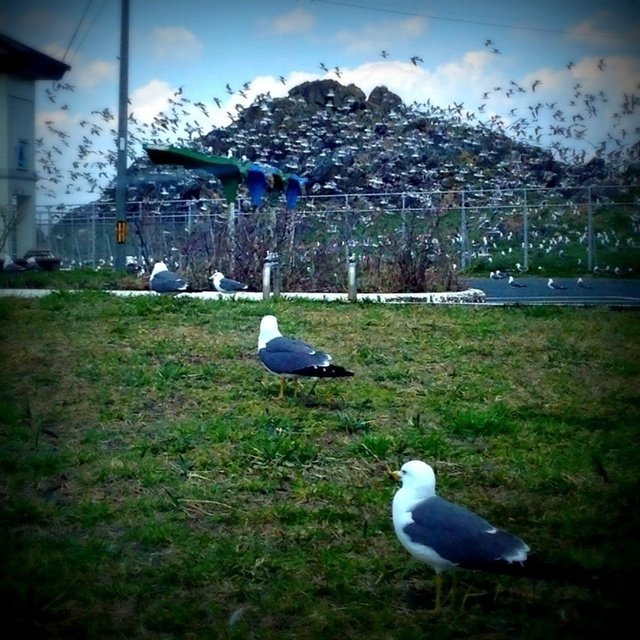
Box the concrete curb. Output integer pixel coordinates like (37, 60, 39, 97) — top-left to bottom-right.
(0, 287, 487, 304)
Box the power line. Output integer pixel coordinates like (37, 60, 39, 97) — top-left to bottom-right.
(72, 0, 110, 63)
(309, 0, 635, 42)
(62, 0, 94, 62)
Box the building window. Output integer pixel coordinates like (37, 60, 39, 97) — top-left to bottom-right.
(17, 139, 28, 170)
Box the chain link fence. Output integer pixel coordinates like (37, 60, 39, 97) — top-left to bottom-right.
(36, 185, 639, 291)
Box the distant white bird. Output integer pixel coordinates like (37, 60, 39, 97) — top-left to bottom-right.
(210, 271, 248, 295)
(547, 278, 567, 290)
(508, 275, 526, 288)
(2, 255, 24, 272)
(25, 256, 42, 271)
(257, 315, 353, 399)
(149, 261, 189, 293)
(490, 270, 507, 280)
(126, 258, 143, 276)
(392, 460, 529, 612)
(577, 277, 592, 289)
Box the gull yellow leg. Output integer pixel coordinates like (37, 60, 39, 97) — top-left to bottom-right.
(434, 573, 443, 613)
(278, 378, 286, 399)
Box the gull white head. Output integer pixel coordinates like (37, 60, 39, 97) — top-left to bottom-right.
(258, 315, 282, 349)
(396, 460, 437, 500)
(210, 271, 224, 284)
(151, 261, 168, 278)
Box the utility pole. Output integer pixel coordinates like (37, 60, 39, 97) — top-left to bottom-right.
(114, 0, 129, 270)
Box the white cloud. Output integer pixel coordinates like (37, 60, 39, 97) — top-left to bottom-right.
(130, 79, 176, 124)
(269, 7, 315, 35)
(150, 27, 203, 60)
(334, 16, 428, 56)
(36, 109, 72, 129)
(74, 59, 117, 89)
(331, 50, 497, 112)
(569, 11, 640, 49)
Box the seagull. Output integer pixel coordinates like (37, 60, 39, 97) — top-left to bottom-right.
(547, 278, 567, 290)
(25, 256, 43, 271)
(508, 275, 526, 288)
(2, 255, 24, 272)
(392, 460, 529, 612)
(149, 261, 189, 293)
(490, 270, 507, 280)
(577, 277, 592, 289)
(210, 271, 248, 295)
(126, 258, 143, 275)
(257, 315, 353, 399)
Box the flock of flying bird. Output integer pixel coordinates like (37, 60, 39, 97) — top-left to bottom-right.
(37, 41, 638, 205)
(35, 44, 637, 286)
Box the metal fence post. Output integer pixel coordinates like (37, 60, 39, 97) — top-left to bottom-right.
(587, 185, 595, 272)
(262, 253, 272, 300)
(347, 254, 357, 301)
(272, 251, 281, 299)
(227, 200, 236, 273)
(460, 190, 468, 270)
(401, 192, 407, 246)
(522, 188, 529, 271)
(91, 202, 96, 267)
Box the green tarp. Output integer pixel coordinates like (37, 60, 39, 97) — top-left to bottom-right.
(144, 145, 306, 207)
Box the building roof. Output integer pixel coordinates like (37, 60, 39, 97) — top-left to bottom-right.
(0, 33, 70, 81)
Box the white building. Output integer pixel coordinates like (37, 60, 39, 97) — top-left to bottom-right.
(0, 34, 70, 259)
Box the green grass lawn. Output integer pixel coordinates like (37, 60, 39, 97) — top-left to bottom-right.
(1, 294, 639, 639)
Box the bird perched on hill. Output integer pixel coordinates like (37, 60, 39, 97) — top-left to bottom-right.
(547, 278, 567, 290)
(392, 460, 529, 612)
(210, 271, 248, 295)
(149, 261, 189, 293)
(257, 315, 353, 399)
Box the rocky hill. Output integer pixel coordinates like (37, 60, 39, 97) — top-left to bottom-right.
(126, 78, 638, 202)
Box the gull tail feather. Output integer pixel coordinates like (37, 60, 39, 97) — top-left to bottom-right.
(294, 364, 354, 378)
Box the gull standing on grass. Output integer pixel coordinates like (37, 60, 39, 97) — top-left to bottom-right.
(257, 315, 353, 399)
(392, 460, 529, 612)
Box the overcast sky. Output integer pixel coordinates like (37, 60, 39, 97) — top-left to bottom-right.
(3, 0, 639, 204)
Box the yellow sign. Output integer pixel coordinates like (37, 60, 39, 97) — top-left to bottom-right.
(116, 221, 127, 244)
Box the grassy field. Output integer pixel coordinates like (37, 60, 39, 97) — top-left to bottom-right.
(1, 293, 639, 639)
